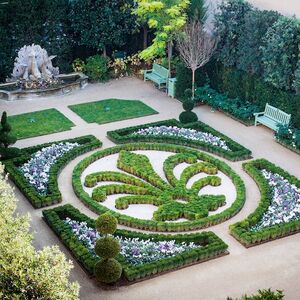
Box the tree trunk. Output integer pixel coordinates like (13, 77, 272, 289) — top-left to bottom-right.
(143, 25, 148, 49)
(192, 68, 195, 99)
(103, 46, 107, 57)
(167, 41, 173, 78)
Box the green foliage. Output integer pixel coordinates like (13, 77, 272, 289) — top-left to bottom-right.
(261, 16, 300, 91)
(215, 0, 252, 67)
(275, 125, 300, 151)
(43, 204, 228, 282)
(0, 165, 79, 299)
(182, 99, 194, 111)
(69, 0, 137, 53)
(85, 55, 110, 81)
(107, 118, 252, 161)
(230, 159, 300, 247)
(0, 112, 16, 148)
(94, 258, 122, 284)
(236, 9, 280, 75)
(73, 143, 246, 231)
(0, 147, 23, 161)
(3, 135, 101, 208)
(179, 111, 198, 124)
(187, 0, 207, 23)
(227, 289, 284, 300)
(95, 213, 118, 235)
(95, 237, 121, 259)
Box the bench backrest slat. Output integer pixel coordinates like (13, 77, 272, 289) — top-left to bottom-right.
(264, 103, 291, 125)
(152, 63, 169, 78)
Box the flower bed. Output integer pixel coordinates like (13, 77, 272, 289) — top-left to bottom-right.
(20, 142, 79, 195)
(107, 119, 252, 161)
(4, 135, 101, 208)
(275, 125, 300, 155)
(73, 143, 246, 232)
(43, 204, 228, 283)
(230, 159, 300, 247)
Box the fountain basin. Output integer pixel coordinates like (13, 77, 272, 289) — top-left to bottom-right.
(0, 73, 88, 101)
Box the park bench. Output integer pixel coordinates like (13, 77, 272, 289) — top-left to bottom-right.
(254, 103, 291, 132)
(144, 63, 169, 89)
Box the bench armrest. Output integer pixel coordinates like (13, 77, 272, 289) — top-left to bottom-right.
(144, 69, 153, 74)
(253, 111, 264, 117)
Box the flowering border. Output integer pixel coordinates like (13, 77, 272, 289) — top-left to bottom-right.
(73, 143, 246, 232)
(43, 204, 228, 284)
(230, 159, 300, 247)
(4, 135, 101, 208)
(107, 119, 252, 161)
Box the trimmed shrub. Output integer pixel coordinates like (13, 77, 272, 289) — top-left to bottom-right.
(85, 55, 110, 82)
(95, 237, 121, 259)
(95, 213, 118, 235)
(179, 111, 198, 124)
(94, 258, 122, 284)
(182, 99, 194, 111)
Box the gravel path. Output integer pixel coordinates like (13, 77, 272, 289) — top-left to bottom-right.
(1, 77, 300, 300)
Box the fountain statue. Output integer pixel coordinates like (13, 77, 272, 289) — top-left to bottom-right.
(0, 44, 88, 100)
(11, 44, 59, 81)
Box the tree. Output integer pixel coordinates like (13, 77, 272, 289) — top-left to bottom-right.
(0, 163, 79, 299)
(187, 0, 207, 23)
(133, 0, 189, 74)
(261, 16, 300, 91)
(0, 112, 16, 149)
(177, 21, 217, 98)
(236, 9, 280, 75)
(70, 0, 137, 56)
(215, 0, 252, 67)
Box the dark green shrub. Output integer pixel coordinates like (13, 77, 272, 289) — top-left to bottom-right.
(95, 213, 118, 235)
(0, 147, 23, 160)
(95, 237, 121, 259)
(94, 258, 122, 284)
(0, 112, 16, 149)
(179, 111, 198, 124)
(85, 55, 110, 81)
(182, 99, 194, 111)
(227, 288, 284, 300)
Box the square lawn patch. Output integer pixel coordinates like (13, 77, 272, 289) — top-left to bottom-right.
(8, 108, 74, 140)
(68, 99, 158, 124)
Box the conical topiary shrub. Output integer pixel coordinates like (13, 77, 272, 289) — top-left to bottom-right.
(94, 213, 122, 284)
(179, 89, 198, 124)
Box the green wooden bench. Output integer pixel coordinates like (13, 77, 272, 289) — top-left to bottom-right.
(254, 103, 291, 131)
(144, 63, 169, 89)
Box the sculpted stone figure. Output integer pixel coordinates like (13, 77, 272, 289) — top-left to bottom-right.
(11, 44, 59, 81)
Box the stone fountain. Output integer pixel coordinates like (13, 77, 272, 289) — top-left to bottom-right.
(0, 44, 88, 101)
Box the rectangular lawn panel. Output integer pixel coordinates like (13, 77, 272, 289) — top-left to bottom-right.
(68, 99, 158, 124)
(8, 108, 74, 139)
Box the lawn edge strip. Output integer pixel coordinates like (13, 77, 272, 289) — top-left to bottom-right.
(42, 204, 229, 285)
(230, 158, 300, 248)
(4, 135, 102, 208)
(72, 143, 246, 232)
(107, 119, 252, 161)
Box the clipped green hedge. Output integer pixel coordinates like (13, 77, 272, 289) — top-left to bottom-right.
(73, 143, 246, 232)
(43, 204, 228, 283)
(4, 135, 101, 208)
(230, 159, 300, 247)
(107, 119, 252, 161)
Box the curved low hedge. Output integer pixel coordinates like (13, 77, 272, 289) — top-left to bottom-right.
(4, 135, 101, 208)
(107, 119, 252, 161)
(73, 143, 246, 232)
(43, 204, 228, 283)
(230, 159, 300, 247)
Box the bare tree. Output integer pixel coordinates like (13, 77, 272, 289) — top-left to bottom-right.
(177, 21, 218, 98)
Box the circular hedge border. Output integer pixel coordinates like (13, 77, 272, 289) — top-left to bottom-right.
(73, 143, 246, 232)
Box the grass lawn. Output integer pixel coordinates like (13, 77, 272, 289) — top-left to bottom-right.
(9, 108, 74, 140)
(68, 99, 158, 125)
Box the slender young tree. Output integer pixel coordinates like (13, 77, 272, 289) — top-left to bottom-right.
(177, 21, 217, 98)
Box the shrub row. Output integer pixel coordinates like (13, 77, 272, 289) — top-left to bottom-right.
(195, 84, 259, 124)
(230, 159, 300, 247)
(73, 143, 246, 231)
(4, 135, 101, 208)
(43, 204, 228, 283)
(107, 119, 252, 161)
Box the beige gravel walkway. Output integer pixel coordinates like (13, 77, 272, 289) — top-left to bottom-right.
(1, 77, 300, 300)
